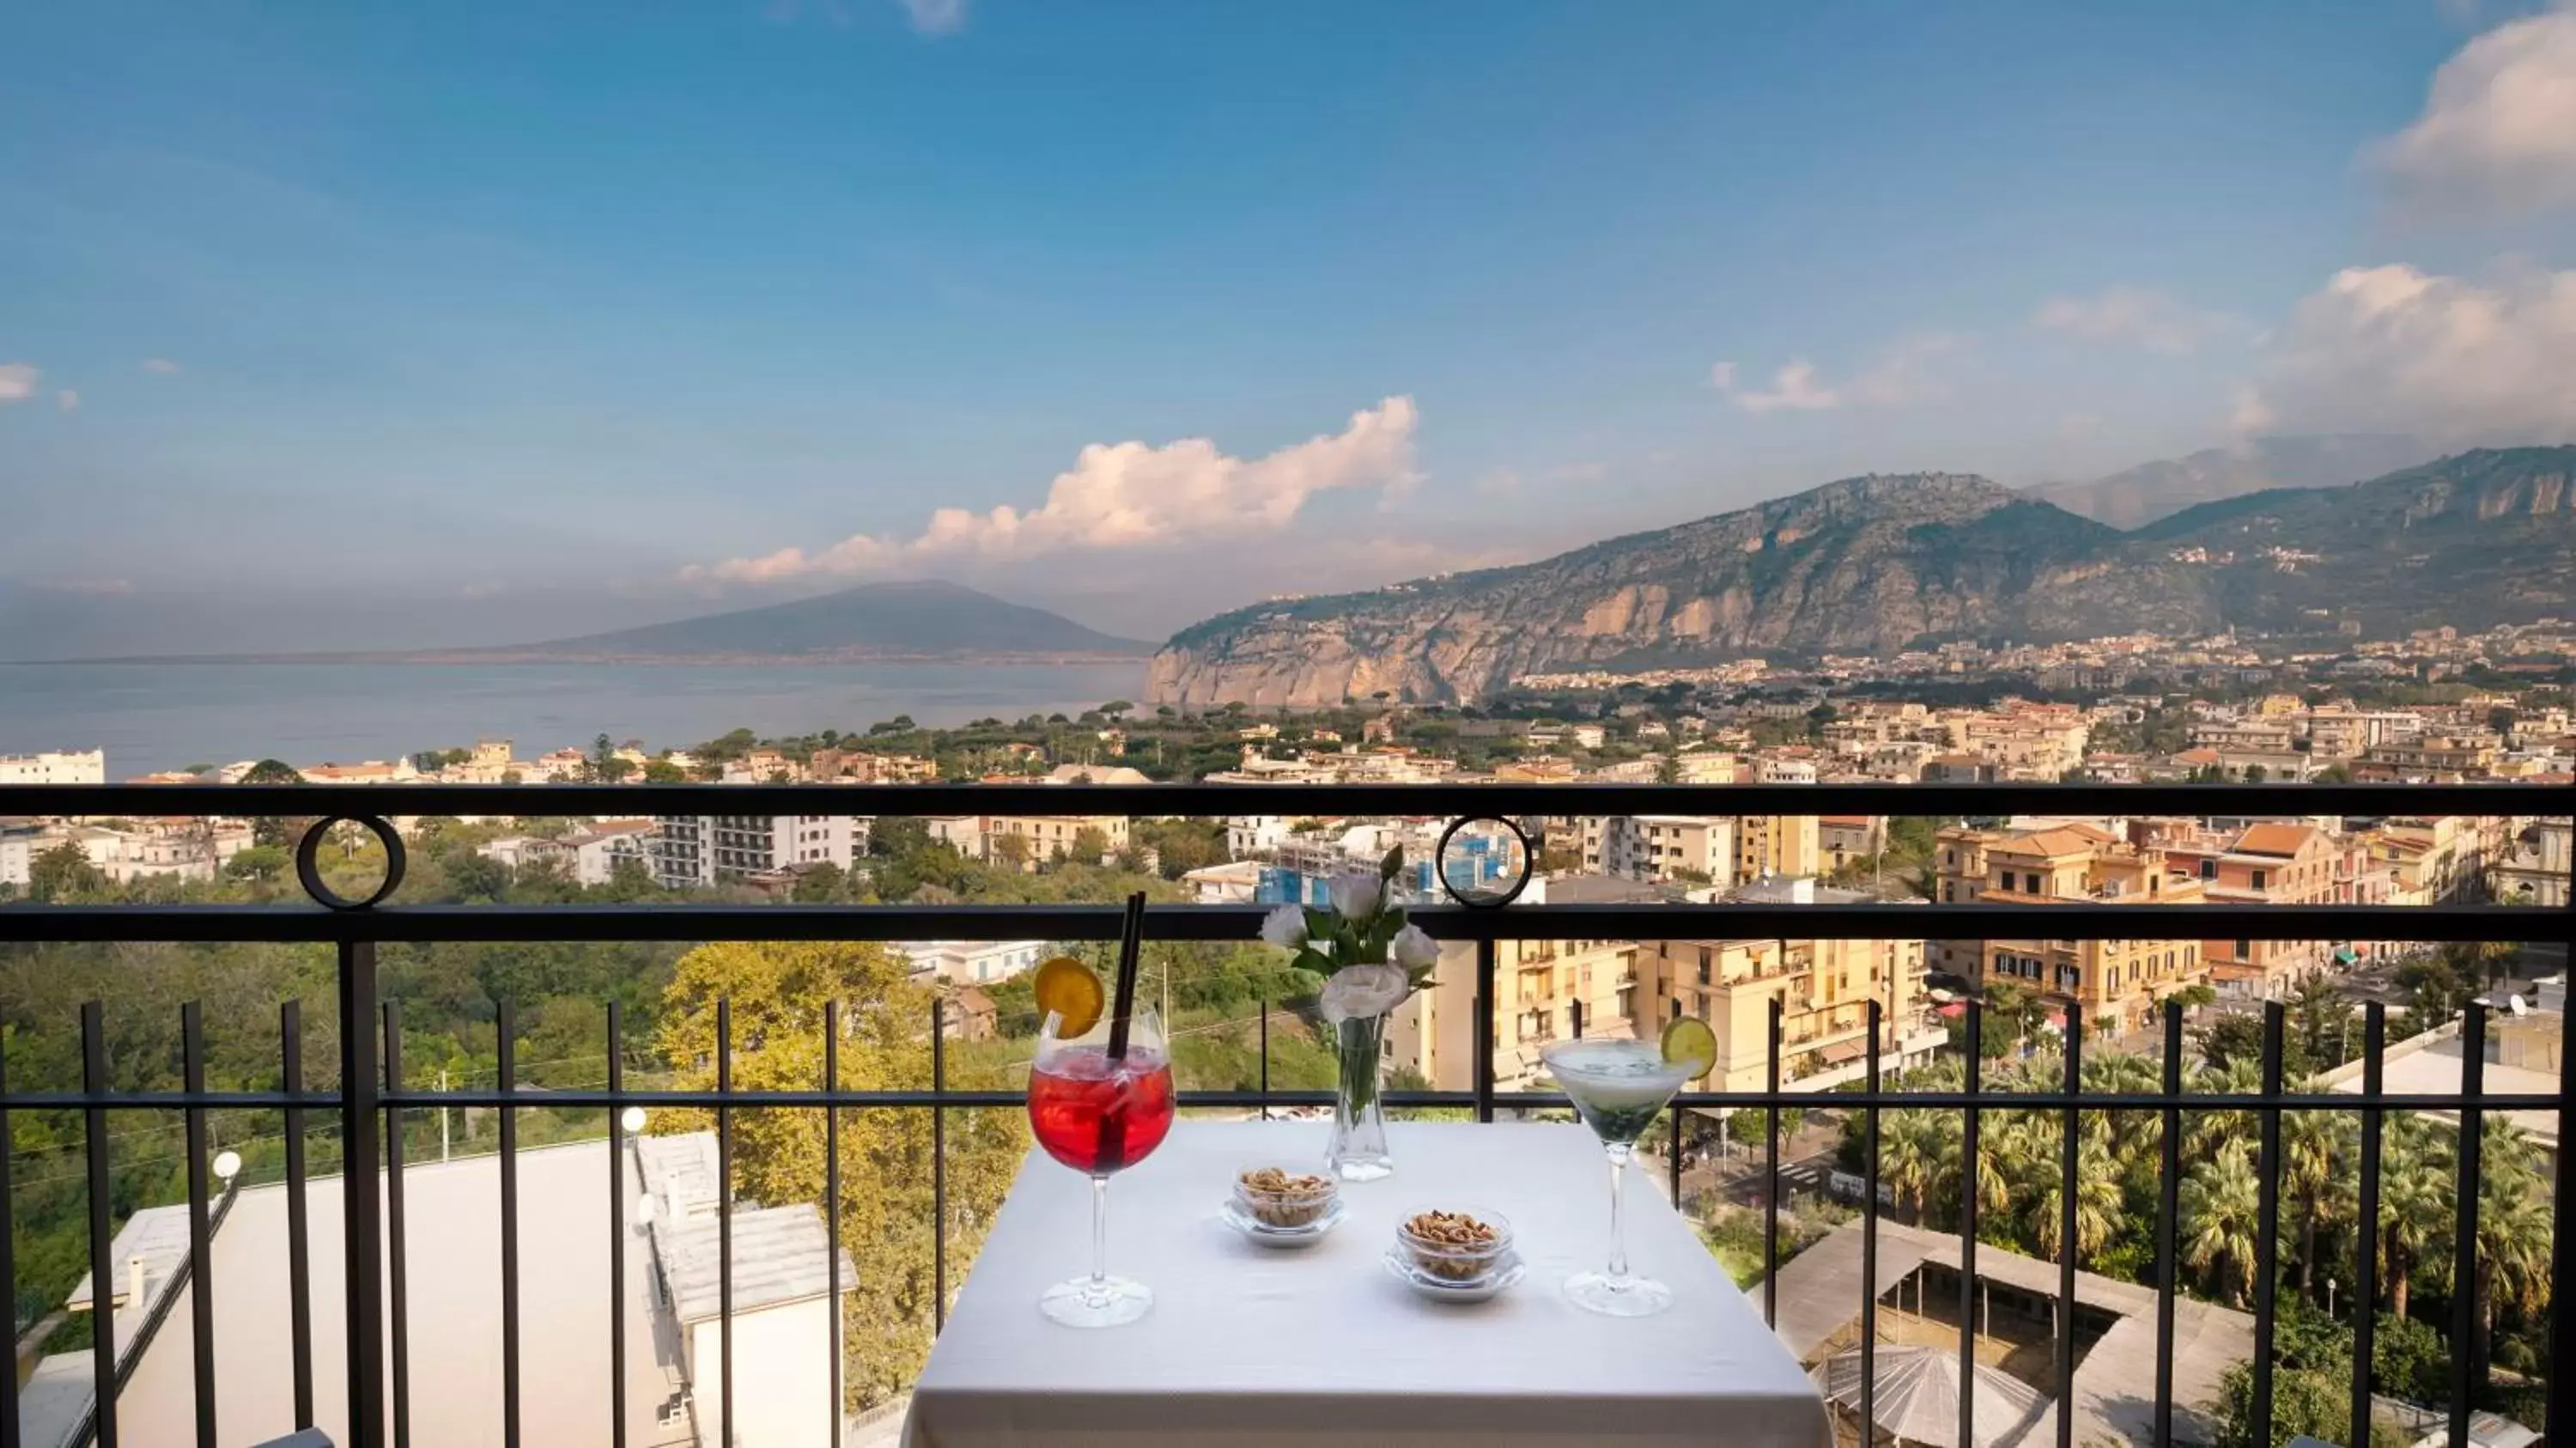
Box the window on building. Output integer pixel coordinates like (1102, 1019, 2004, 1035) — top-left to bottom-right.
(2250, 869, 2267, 890)
(2234, 939, 2251, 961)
(2199, 860, 2217, 880)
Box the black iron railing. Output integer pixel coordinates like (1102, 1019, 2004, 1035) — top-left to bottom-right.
(0, 780, 2567, 1448)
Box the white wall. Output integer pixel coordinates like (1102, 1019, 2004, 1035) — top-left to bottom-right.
(690, 1296, 839, 1448)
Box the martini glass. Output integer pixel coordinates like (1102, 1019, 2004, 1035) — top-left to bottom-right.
(1027, 1007, 1175, 1327)
(1542, 1037, 1695, 1317)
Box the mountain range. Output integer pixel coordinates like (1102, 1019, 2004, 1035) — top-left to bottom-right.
(451, 580, 1151, 663)
(1145, 447, 2576, 706)
(2021, 434, 2432, 529)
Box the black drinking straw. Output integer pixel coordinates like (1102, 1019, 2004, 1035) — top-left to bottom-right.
(1103, 891, 1147, 1060)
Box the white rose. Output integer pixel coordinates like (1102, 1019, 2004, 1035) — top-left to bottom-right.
(1320, 963, 1411, 1024)
(1388, 923, 1440, 970)
(1326, 869, 1384, 922)
(1260, 903, 1309, 948)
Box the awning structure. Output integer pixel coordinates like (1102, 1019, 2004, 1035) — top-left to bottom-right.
(2334, 946, 2360, 965)
(1811, 1344, 2057, 1448)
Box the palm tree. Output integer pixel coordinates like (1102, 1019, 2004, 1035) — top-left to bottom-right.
(2467, 1177, 2552, 1382)
(2029, 1137, 2125, 1266)
(2279, 1106, 2344, 1300)
(2180, 1141, 2263, 1305)
(2376, 1121, 2453, 1321)
(2186, 1058, 2262, 1161)
(1879, 1110, 1947, 1223)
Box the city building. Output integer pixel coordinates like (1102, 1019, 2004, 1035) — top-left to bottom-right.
(902, 940, 1052, 986)
(1649, 881, 1937, 1092)
(1941, 823, 2209, 1031)
(0, 748, 106, 786)
(1582, 814, 1736, 883)
(651, 816, 860, 889)
(2144, 819, 2348, 997)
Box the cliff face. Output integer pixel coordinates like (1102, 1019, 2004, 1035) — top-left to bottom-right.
(1148, 474, 2215, 705)
(1147, 449, 2576, 706)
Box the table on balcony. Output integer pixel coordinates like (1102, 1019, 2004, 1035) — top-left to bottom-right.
(903, 1120, 1827, 1448)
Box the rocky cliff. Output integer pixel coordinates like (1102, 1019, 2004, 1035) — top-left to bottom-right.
(1146, 449, 2576, 706)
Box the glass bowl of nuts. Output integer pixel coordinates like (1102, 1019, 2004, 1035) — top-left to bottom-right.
(1221, 1165, 1345, 1246)
(1394, 1205, 1514, 1283)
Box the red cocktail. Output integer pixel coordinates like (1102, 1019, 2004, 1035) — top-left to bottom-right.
(1028, 1005, 1171, 1328)
(1029, 1047, 1176, 1174)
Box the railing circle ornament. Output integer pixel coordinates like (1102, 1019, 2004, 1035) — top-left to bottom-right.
(295, 814, 408, 911)
(1434, 815, 1534, 909)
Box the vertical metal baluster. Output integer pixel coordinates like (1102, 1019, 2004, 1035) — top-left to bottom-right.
(1959, 999, 1980, 1448)
(932, 995, 947, 1333)
(1862, 999, 1881, 1448)
(0, 1028, 18, 1448)
(2153, 1001, 2182, 1448)
(1764, 995, 1782, 1329)
(181, 1002, 216, 1448)
(81, 1001, 118, 1448)
(2055, 1013, 2081, 1448)
(608, 1001, 627, 1448)
(2350, 1002, 2385, 1448)
(1258, 1001, 1270, 1122)
(719, 998, 735, 1448)
(825, 1001, 841, 1448)
(1668, 1092, 1684, 1205)
(341, 943, 386, 1448)
(1571, 999, 1583, 1040)
(2448, 1001, 2486, 1448)
(380, 1000, 409, 1448)
(2549, 888, 2573, 1448)
(2251, 1001, 2285, 1448)
(498, 1001, 520, 1448)
(1473, 940, 1497, 1123)
(282, 1001, 313, 1431)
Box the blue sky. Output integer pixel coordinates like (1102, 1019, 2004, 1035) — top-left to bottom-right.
(3, 0, 2573, 652)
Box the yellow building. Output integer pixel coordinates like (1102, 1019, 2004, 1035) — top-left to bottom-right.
(1649, 930, 1930, 1091)
(1955, 824, 2208, 1031)
(1738, 813, 1822, 881)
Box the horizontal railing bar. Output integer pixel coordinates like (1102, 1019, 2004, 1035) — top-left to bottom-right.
(0, 1087, 2553, 1111)
(1, 902, 2551, 944)
(0, 779, 2550, 819)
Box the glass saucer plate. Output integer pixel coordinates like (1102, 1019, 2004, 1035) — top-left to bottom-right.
(1219, 1195, 1346, 1248)
(1382, 1246, 1527, 1303)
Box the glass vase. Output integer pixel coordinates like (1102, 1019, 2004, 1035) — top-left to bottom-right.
(1327, 1012, 1394, 1181)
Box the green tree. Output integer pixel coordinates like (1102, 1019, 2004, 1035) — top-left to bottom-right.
(238, 758, 307, 846)
(27, 843, 105, 902)
(642, 758, 688, 784)
(223, 844, 291, 883)
(653, 941, 1024, 1408)
(2376, 1119, 2451, 1320)
(587, 733, 635, 783)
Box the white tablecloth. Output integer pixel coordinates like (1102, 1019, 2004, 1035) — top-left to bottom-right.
(902, 1120, 1827, 1448)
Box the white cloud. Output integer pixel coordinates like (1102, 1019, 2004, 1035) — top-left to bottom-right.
(140, 357, 182, 374)
(57, 389, 79, 412)
(2032, 286, 2241, 354)
(2372, 3, 2576, 220)
(895, 0, 966, 33)
(684, 396, 1422, 587)
(1716, 334, 1968, 414)
(1725, 360, 1840, 412)
(0, 363, 36, 402)
(2233, 263, 2576, 442)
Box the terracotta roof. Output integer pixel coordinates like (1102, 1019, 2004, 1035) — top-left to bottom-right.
(2231, 822, 2317, 857)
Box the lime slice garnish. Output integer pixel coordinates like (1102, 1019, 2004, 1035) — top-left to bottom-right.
(1661, 1016, 1718, 1080)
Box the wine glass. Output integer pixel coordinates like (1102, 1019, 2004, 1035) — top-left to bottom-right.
(1025, 1006, 1175, 1327)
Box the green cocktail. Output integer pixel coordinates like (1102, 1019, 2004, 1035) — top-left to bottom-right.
(1541, 1035, 1702, 1317)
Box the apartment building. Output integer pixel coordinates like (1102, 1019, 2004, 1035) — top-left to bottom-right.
(650, 815, 859, 889)
(2356, 734, 2501, 782)
(2495, 818, 2572, 908)
(987, 813, 1129, 868)
(1649, 891, 1934, 1090)
(1582, 815, 1736, 882)
(0, 748, 107, 785)
(1940, 822, 2209, 1029)
(1738, 812, 1822, 883)
(2145, 820, 2347, 997)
